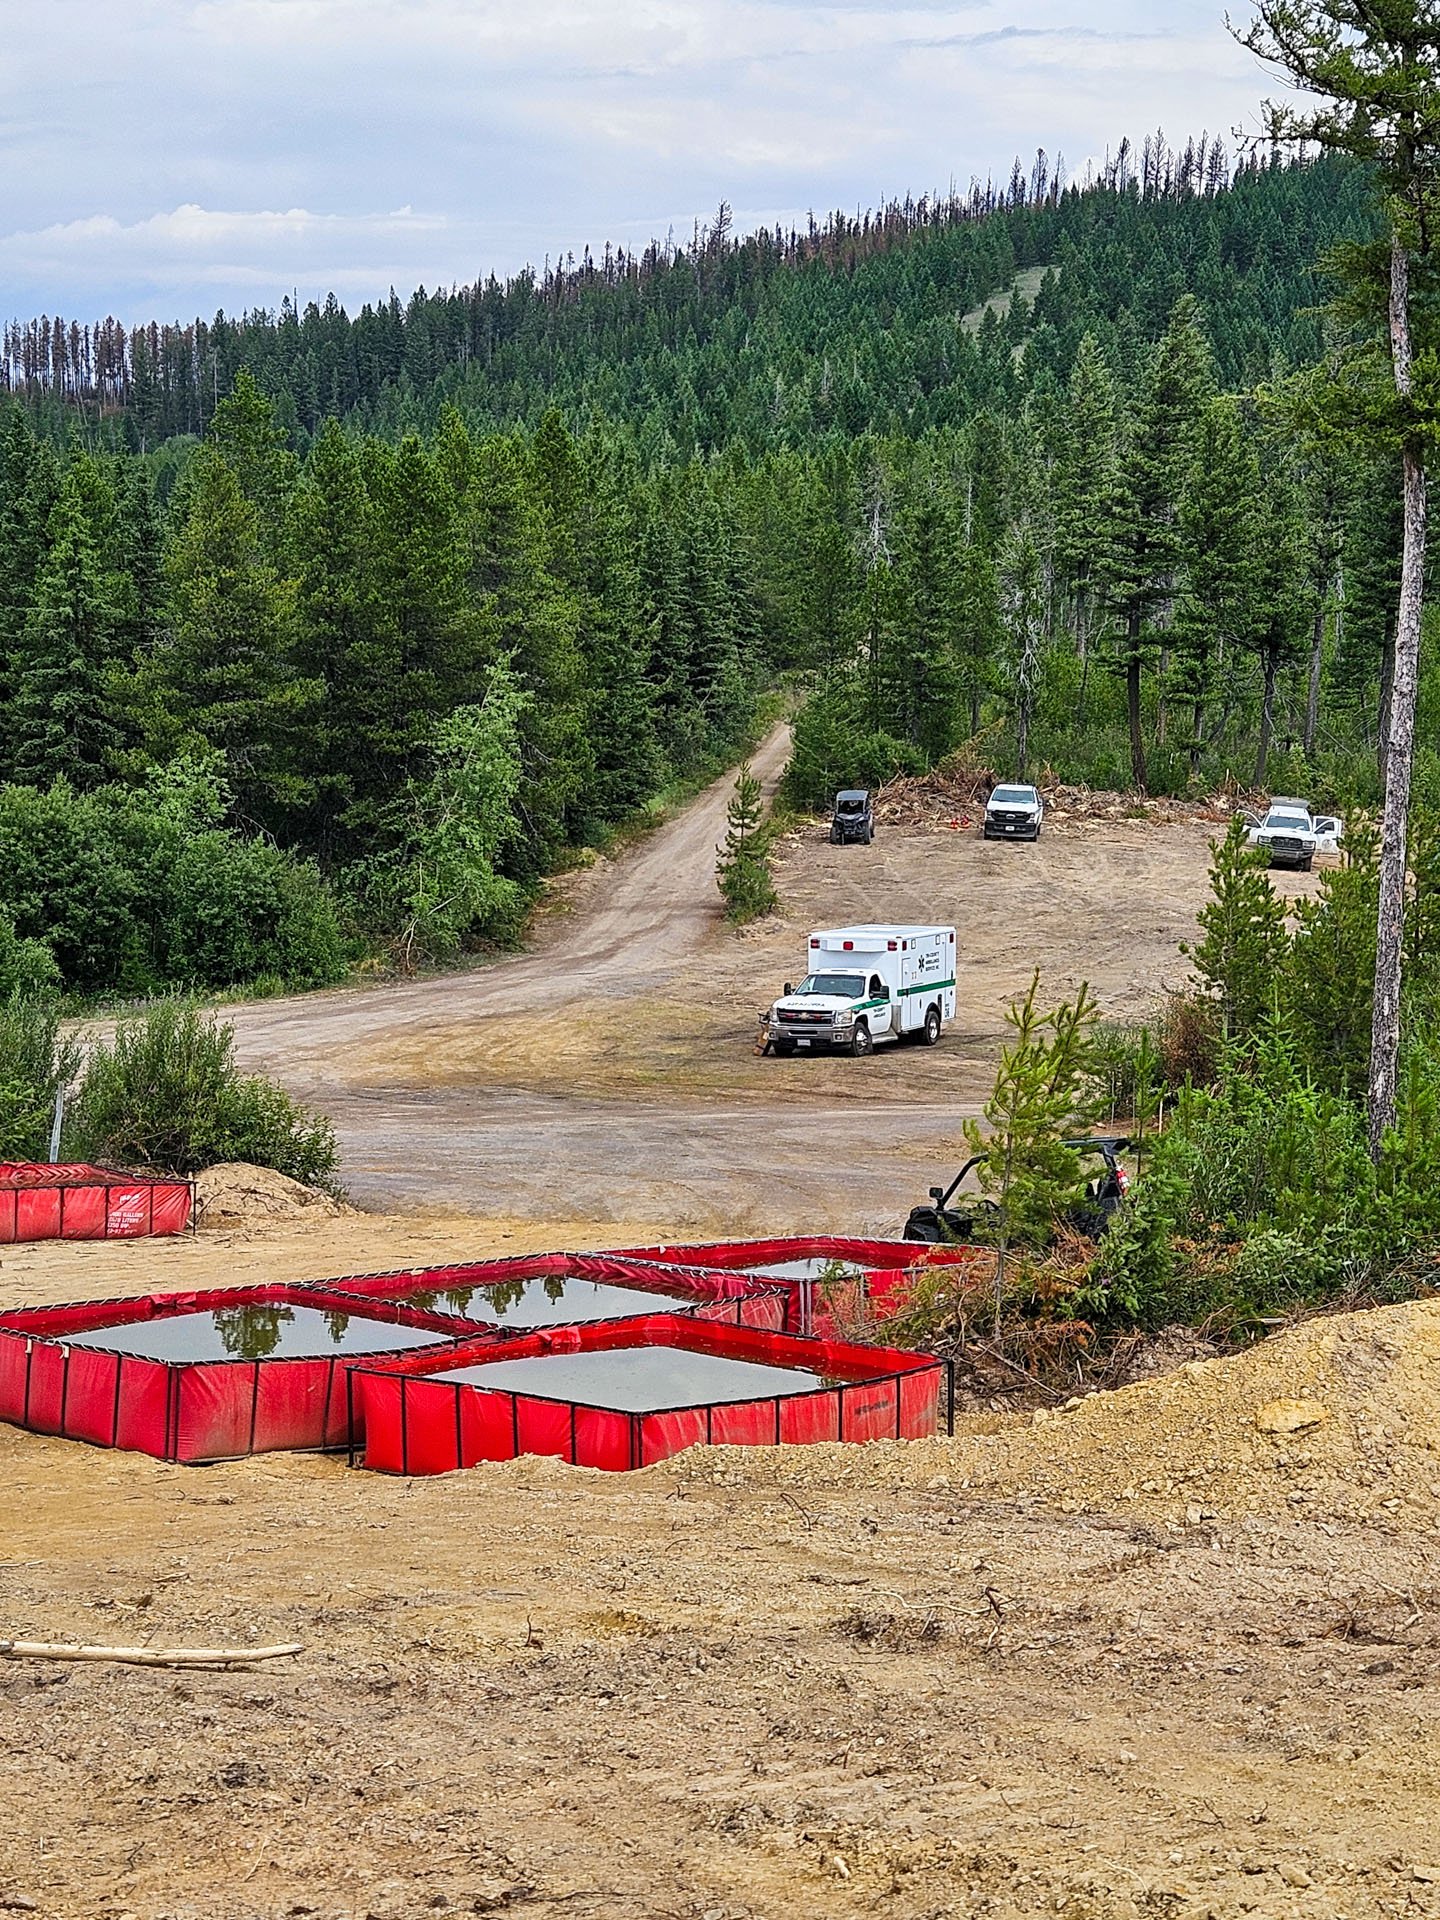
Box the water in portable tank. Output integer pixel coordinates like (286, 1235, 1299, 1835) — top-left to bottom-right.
(429, 1346, 829, 1414)
(65, 1304, 451, 1364)
(392, 1274, 690, 1327)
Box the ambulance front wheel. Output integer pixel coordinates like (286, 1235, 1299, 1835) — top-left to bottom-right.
(921, 1007, 942, 1046)
(850, 1024, 874, 1057)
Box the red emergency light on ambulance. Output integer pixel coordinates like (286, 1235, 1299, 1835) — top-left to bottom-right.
(767, 924, 957, 1058)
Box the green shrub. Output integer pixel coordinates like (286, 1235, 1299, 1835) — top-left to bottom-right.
(69, 1002, 341, 1190)
(0, 1002, 80, 1161)
(1158, 991, 1222, 1088)
(784, 686, 924, 809)
(0, 916, 60, 1000)
(0, 773, 348, 998)
(0, 782, 145, 992)
(1163, 1032, 1374, 1247)
(162, 835, 346, 989)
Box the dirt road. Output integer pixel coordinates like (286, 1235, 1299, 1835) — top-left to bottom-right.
(227, 724, 795, 1078)
(216, 740, 1317, 1229)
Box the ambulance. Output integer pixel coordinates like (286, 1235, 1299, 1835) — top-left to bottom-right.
(767, 924, 957, 1057)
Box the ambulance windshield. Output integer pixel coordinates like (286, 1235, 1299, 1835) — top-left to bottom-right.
(795, 972, 866, 998)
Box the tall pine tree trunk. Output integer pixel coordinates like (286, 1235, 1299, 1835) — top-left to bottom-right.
(1378, 623, 1396, 782)
(1074, 587, 1090, 725)
(1256, 644, 1278, 788)
(1304, 603, 1324, 758)
(1369, 231, 1429, 1158)
(1125, 609, 1147, 792)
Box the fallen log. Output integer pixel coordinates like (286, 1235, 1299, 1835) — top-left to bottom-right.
(0, 1638, 304, 1670)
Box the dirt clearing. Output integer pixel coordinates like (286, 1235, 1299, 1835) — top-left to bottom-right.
(216, 743, 1319, 1221)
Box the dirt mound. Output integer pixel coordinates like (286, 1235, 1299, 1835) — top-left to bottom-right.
(686, 1294, 1440, 1530)
(194, 1162, 354, 1232)
(867, 766, 1246, 836)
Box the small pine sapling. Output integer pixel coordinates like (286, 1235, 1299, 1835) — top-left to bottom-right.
(1186, 818, 1290, 1042)
(964, 970, 1101, 1335)
(717, 762, 778, 923)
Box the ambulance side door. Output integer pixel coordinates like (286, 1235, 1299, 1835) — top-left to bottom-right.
(899, 947, 919, 1033)
(909, 941, 939, 1031)
(865, 969, 895, 1037)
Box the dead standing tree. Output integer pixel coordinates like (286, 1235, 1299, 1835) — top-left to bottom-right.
(1235, 1, 1440, 1156)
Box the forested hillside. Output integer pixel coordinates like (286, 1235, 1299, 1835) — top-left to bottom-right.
(0, 140, 1404, 996)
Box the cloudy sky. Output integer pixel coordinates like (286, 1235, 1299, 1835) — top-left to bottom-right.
(1, 1, 1274, 325)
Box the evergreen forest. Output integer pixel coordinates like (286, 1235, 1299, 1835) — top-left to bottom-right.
(0, 137, 1415, 998)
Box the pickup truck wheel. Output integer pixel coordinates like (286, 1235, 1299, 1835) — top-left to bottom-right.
(850, 1023, 874, 1058)
(921, 1006, 942, 1047)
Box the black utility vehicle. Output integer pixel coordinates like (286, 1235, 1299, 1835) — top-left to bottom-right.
(903, 1137, 1132, 1244)
(830, 790, 874, 845)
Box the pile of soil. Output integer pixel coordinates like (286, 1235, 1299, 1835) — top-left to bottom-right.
(1044, 784, 1241, 831)
(802, 756, 1257, 838)
(685, 1293, 1440, 1531)
(193, 1161, 354, 1232)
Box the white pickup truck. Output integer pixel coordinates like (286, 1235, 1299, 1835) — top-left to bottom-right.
(1244, 797, 1344, 873)
(767, 924, 957, 1058)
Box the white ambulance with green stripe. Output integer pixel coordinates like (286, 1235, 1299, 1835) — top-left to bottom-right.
(769, 925, 957, 1058)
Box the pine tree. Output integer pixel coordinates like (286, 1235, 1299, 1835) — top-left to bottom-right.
(963, 971, 1101, 1334)
(998, 519, 1045, 778)
(893, 479, 966, 761)
(1099, 297, 1216, 789)
(463, 432, 589, 871)
(10, 469, 122, 788)
(1172, 398, 1261, 774)
(1052, 333, 1122, 671)
(347, 432, 482, 847)
(1242, 456, 1308, 787)
(953, 539, 1005, 736)
(1237, 1, 1440, 1149)
(1188, 818, 1291, 1042)
(288, 417, 374, 852)
(205, 368, 299, 547)
(716, 762, 776, 922)
(530, 415, 662, 826)
(0, 415, 60, 782)
(147, 449, 306, 822)
(1294, 436, 1345, 759)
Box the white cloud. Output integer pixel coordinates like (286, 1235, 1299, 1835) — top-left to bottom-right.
(0, 203, 461, 308)
(0, 0, 1272, 320)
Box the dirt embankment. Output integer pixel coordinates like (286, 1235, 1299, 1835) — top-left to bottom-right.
(4, 1294, 1440, 1920)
